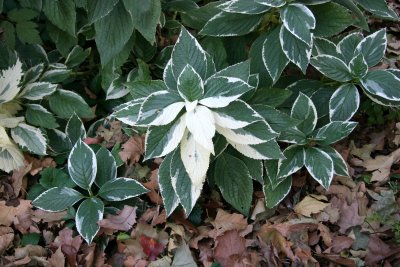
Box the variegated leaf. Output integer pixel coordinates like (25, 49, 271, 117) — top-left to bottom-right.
(170, 149, 202, 216)
(11, 123, 47, 155)
(19, 82, 57, 100)
(137, 91, 184, 126)
(180, 131, 211, 186)
(0, 59, 23, 104)
(185, 105, 215, 153)
(329, 84, 360, 121)
(145, 115, 186, 160)
(212, 100, 263, 129)
(200, 76, 253, 108)
(304, 147, 334, 189)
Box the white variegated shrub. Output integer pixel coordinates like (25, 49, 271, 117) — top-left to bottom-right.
(113, 27, 283, 215)
(33, 139, 149, 244)
(0, 56, 93, 173)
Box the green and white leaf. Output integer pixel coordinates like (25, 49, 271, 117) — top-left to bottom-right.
(98, 177, 148, 201)
(68, 140, 97, 190)
(171, 27, 208, 79)
(280, 26, 313, 73)
(219, 0, 271, 14)
(170, 149, 202, 216)
(25, 104, 59, 129)
(32, 187, 84, 212)
(277, 145, 305, 178)
(217, 120, 277, 146)
(145, 116, 186, 159)
(66, 114, 86, 145)
(112, 99, 142, 126)
(212, 100, 263, 129)
(137, 91, 184, 126)
(200, 76, 253, 108)
(229, 139, 284, 160)
(46, 129, 72, 154)
(355, 28, 387, 67)
(291, 93, 318, 135)
(180, 131, 211, 186)
(336, 32, 363, 64)
(353, 0, 399, 20)
(264, 176, 292, 208)
(329, 84, 360, 121)
(11, 123, 46, 155)
(177, 64, 204, 102)
(262, 27, 289, 83)
(304, 147, 334, 189)
(48, 89, 93, 119)
(349, 53, 368, 78)
(255, 0, 286, 7)
(280, 3, 315, 45)
(215, 153, 252, 215)
(0, 59, 22, 104)
(200, 11, 263, 37)
(360, 70, 400, 103)
(105, 77, 129, 100)
(158, 153, 179, 216)
(310, 55, 352, 82)
(185, 106, 215, 152)
(313, 121, 357, 144)
(76, 197, 104, 244)
(40, 69, 71, 83)
(0, 143, 25, 173)
(19, 82, 57, 100)
(318, 145, 349, 177)
(164, 60, 178, 91)
(126, 80, 168, 100)
(252, 104, 300, 132)
(95, 147, 117, 187)
(279, 128, 307, 144)
(123, 0, 161, 44)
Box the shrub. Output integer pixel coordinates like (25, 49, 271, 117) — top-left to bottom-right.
(0, 0, 399, 243)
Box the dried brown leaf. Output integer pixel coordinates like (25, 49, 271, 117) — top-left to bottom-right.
(210, 209, 248, 236)
(119, 135, 145, 165)
(48, 247, 65, 267)
(0, 227, 14, 254)
(213, 230, 246, 267)
(98, 205, 137, 231)
(0, 200, 32, 227)
(294, 196, 330, 217)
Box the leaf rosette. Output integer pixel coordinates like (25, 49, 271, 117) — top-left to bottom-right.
(114, 27, 281, 215)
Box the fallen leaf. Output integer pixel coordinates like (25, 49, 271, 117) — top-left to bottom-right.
(363, 148, 400, 182)
(250, 198, 266, 220)
(4, 256, 31, 266)
(14, 245, 47, 259)
(335, 199, 365, 234)
(213, 230, 246, 267)
(365, 235, 400, 266)
(0, 227, 14, 254)
(318, 254, 356, 267)
(171, 242, 196, 267)
(10, 163, 32, 197)
(119, 135, 145, 165)
(25, 155, 56, 176)
(349, 142, 375, 161)
(210, 209, 248, 236)
(0, 200, 32, 227)
(48, 247, 65, 267)
(294, 196, 330, 217)
(54, 228, 82, 267)
(143, 169, 163, 205)
(258, 225, 296, 262)
(329, 236, 354, 254)
(98, 205, 137, 231)
(31, 209, 68, 223)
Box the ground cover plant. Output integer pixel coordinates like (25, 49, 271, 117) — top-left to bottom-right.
(1, 0, 400, 266)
